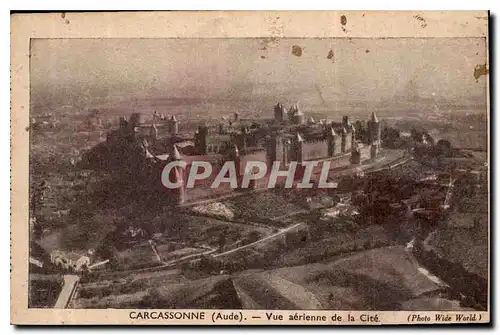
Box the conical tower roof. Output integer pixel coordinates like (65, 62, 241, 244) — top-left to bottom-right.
(371, 111, 379, 123)
(171, 115, 178, 122)
(329, 127, 337, 137)
(295, 132, 304, 142)
(140, 139, 154, 159)
(308, 116, 315, 124)
(169, 144, 181, 161)
(170, 160, 184, 183)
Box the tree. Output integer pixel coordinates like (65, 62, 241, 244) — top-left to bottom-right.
(217, 227, 228, 251)
(436, 139, 452, 156)
(245, 230, 261, 244)
(30, 181, 49, 240)
(382, 126, 401, 148)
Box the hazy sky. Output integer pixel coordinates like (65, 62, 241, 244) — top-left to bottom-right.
(31, 38, 487, 109)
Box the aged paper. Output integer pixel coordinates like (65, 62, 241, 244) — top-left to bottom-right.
(11, 11, 490, 325)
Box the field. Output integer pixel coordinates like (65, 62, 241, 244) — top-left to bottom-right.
(29, 277, 63, 308)
(74, 268, 186, 308)
(73, 246, 461, 310)
(155, 244, 210, 263)
(113, 242, 162, 270)
(73, 271, 240, 309)
(220, 191, 306, 223)
(154, 214, 273, 249)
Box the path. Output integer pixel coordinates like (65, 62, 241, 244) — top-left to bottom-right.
(214, 223, 303, 258)
(54, 275, 80, 309)
(148, 240, 163, 264)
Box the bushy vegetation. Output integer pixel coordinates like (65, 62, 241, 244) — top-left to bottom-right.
(224, 191, 303, 222)
(78, 280, 144, 299)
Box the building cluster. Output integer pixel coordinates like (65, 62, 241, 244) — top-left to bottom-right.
(108, 102, 381, 163)
(49, 250, 93, 272)
(99, 102, 383, 205)
(268, 103, 381, 166)
(109, 112, 180, 142)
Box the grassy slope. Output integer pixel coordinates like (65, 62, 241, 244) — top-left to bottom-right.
(74, 246, 457, 310)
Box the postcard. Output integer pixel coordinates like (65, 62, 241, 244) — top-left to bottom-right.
(11, 11, 490, 325)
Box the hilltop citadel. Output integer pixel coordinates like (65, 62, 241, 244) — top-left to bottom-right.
(94, 102, 383, 205)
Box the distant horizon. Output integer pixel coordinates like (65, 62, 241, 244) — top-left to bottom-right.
(31, 91, 488, 120)
(31, 38, 488, 112)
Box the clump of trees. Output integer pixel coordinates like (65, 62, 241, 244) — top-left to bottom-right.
(181, 255, 224, 277)
(382, 126, 404, 149)
(30, 181, 49, 240)
(78, 280, 144, 300)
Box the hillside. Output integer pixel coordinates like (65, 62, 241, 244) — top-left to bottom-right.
(73, 246, 470, 311)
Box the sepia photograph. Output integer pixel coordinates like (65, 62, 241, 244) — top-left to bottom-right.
(11, 11, 490, 325)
